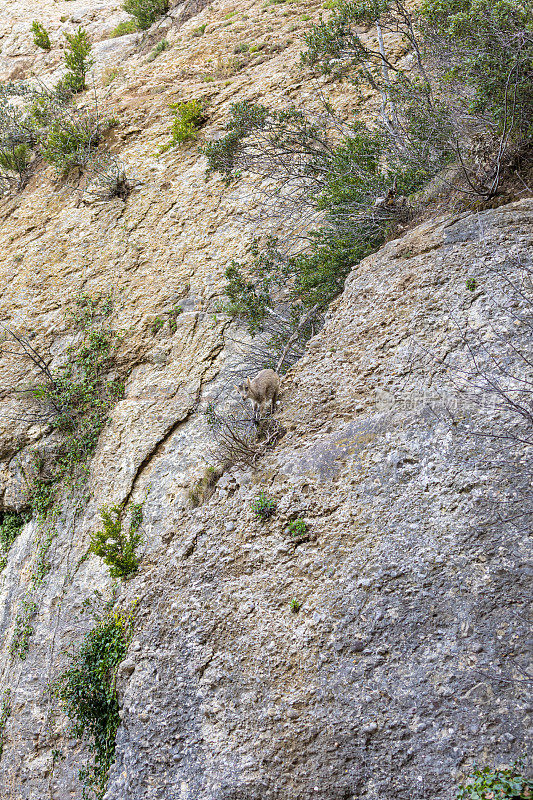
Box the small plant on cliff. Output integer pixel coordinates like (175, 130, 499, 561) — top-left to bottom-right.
(166, 100, 208, 148)
(53, 607, 135, 799)
(251, 492, 277, 520)
(147, 39, 170, 61)
(455, 760, 533, 799)
(288, 518, 308, 539)
(289, 598, 302, 613)
(90, 503, 143, 579)
(109, 19, 138, 37)
(0, 512, 28, 571)
(122, 0, 169, 30)
(10, 597, 38, 660)
(187, 466, 222, 507)
(31, 21, 51, 50)
(63, 27, 94, 93)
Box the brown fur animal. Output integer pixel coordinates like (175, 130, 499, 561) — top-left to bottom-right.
(236, 369, 281, 421)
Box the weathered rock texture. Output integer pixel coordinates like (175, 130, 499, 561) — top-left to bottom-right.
(0, 1, 531, 799)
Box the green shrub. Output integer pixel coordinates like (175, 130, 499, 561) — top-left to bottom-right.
(288, 518, 308, 538)
(39, 116, 96, 173)
(251, 492, 277, 520)
(147, 38, 170, 61)
(109, 19, 138, 37)
(0, 143, 31, 181)
(89, 503, 143, 579)
(455, 762, 533, 799)
(32, 294, 122, 473)
(31, 21, 51, 50)
(53, 609, 134, 799)
(289, 598, 302, 613)
(122, 0, 169, 30)
(191, 23, 207, 36)
(466, 278, 478, 292)
(63, 27, 93, 93)
(0, 512, 27, 570)
(168, 100, 207, 146)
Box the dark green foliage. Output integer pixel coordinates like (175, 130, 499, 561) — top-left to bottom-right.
(31, 21, 51, 50)
(455, 761, 533, 799)
(39, 116, 97, 173)
(251, 491, 277, 520)
(0, 690, 11, 759)
(122, 0, 169, 30)
(223, 260, 271, 334)
(420, 0, 533, 137)
(53, 610, 134, 798)
(288, 518, 308, 538)
(89, 503, 143, 579)
(109, 20, 138, 37)
(466, 278, 478, 291)
(0, 512, 27, 570)
(28, 478, 57, 519)
(63, 27, 94, 93)
(168, 100, 207, 147)
(0, 143, 31, 176)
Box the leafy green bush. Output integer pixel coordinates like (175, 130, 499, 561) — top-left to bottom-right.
(53, 609, 134, 799)
(63, 27, 93, 93)
(288, 518, 308, 538)
(122, 0, 169, 30)
(39, 116, 97, 173)
(420, 0, 533, 137)
(147, 38, 170, 61)
(31, 21, 51, 50)
(109, 19, 138, 37)
(89, 503, 143, 579)
(168, 100, 207, 146)
(0, 143, 31, 184)
(251, 491, 277, 520)
(455, 762, 533, 799)
(0, 512, 27, 570)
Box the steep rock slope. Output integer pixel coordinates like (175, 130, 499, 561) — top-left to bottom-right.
(0, 0, 531, 798)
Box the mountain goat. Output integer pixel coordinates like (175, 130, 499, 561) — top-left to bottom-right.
(235, 369, 281, 421)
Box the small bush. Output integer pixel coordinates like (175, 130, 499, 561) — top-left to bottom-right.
(90, 503, 143, 579)
(63, 27, 93, 93)
(251, 492, 277, 520)
(31, 21, 51, 50)
(0, 512, 27, 571)
(455, 762, 533, 799)
(288, 518, 308, 539)
(53, 609, 134, 799)
(150, 316, 164, 334)
(39, 116, 97, 174)
(289, 598, 302, 613)
(0, 143, 31, 183)
(109, 19, 138, 37)
(466, 278, 478, 292)
(168, 100, 207, 147)
(123, 0, 169, 30)
(147, 38, 170, 61)
(191, 24, 207, 37)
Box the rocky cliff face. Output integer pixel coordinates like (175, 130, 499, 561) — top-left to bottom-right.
(0, 2, 531, 799)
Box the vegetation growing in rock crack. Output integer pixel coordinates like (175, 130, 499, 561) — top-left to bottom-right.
(122, 0, 170, 30)
(203, 0, 532, 381)
(205, 402, 284, 468)
(455, 760, 533, 799)
(61, 27, 94, 94)
(251, 491, 277, 520)
(31, 21, 51, 50)
(89, 503, 143, 579)
(0, 512, 28, 571)
(10, 598, 38, 660)
(147, 39, 170, 61)
(53, 607, 135, 799)
(165, 100, 208, 149)
(0, 77, 131, 194)
(289, 598, 302, 613)
(288, 518, 308, 539)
